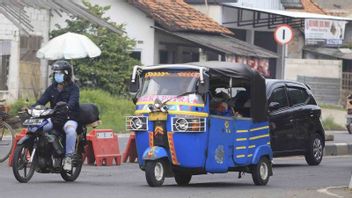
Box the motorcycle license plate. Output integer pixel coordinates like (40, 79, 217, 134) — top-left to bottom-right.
(23, 118, 44, 126)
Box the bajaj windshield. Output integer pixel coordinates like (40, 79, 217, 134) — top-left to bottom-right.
(139, 71, 199, 97)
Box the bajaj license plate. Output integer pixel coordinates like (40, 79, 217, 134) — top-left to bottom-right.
(23, 118, 44, 126)
(149, 112, 167, 121)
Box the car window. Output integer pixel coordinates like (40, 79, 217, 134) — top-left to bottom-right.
(269, 87, 288, 109)
(287, 87, 309, 106)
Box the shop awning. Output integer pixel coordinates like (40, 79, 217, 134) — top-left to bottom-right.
(222, 3, 352, 29)
(304, 47, 352, 60)
(155, 27, 277, 59)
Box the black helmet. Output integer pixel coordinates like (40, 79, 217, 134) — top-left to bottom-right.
(52, 60, 72, 82)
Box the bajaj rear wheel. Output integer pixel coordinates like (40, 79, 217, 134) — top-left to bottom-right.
(145, 160, 165, 187)
(12, 144, 36, 183)
(174, 171, 192, 186)
(251, 157, 271, 186)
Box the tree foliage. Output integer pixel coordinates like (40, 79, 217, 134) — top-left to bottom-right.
(51, 0, 139, 95)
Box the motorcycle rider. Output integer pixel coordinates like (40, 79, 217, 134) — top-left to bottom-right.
(34, 60, 79, 171)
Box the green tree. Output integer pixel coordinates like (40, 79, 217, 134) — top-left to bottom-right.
(51, 0, 139, 96)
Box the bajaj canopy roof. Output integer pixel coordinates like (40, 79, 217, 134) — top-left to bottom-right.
(141, 61, 267, 122)
(189, 61, 256, 80)
(189, 61, 267, 122)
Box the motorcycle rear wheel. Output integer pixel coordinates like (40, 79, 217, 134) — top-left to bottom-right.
(12, 144, 36, 183)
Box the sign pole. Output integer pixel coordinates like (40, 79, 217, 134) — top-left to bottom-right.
(281, 43, 286, 79)
(274, 25, 293, 79)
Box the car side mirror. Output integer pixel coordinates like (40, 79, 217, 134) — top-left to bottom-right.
(197, 74, 209, 95)
(268, 102, 280, 111)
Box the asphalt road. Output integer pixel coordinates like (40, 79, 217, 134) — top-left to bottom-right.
(0, 156, 351, 198)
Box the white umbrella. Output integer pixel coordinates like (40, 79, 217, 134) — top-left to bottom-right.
(36, 32, 101, 60)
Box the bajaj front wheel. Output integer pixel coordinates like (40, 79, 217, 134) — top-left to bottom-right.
(12, 144, 36, 183)
(145, 160, 165, 187)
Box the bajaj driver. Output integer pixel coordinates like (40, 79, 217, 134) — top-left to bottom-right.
(33, 60, 79, 171)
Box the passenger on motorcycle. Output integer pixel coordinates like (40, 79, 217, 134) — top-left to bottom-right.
(33, 60, 79, 171)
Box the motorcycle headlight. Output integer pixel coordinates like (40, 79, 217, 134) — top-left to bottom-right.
(126, 116, 148, 131)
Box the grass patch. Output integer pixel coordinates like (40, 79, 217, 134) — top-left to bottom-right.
(319, 103, 344, 111)
(80, 89, 135, 133)
(322, 116, 345, 131)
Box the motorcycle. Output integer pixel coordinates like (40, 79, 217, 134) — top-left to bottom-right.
(12, 104, 100, 183)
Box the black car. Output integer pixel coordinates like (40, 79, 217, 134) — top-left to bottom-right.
(266, 79, 325, 165)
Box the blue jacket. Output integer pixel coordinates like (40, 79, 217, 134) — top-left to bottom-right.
(35, 81, 80, 121)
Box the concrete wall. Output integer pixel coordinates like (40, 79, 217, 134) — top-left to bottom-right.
(190, 5, 223, 23)
(54, 0, 156, 66)
(285, 58, 342, 80)
(0, 8, 49, 102)
(0, 13, 20, 101)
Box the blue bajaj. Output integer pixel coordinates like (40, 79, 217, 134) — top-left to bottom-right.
(127, 61, 272, 187)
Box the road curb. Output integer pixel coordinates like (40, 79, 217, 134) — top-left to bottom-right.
(324, 143, 352, 156)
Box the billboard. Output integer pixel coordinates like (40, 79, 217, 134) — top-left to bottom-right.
(305, 19, 347, 47)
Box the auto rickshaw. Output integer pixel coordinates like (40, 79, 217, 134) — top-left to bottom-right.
(127, 61, 273, 187)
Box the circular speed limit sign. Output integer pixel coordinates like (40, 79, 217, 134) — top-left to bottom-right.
(274, 25, 294, 45)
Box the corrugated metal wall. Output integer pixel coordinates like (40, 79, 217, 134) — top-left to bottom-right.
(297, 75, 341, 105)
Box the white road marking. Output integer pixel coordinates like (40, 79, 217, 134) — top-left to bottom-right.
(317, 186, 346, 198)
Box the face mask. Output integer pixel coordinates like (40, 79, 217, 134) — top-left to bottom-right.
(54, 73, 65, 83)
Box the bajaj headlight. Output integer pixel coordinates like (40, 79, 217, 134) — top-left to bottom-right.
(172, 117, 206, 132)
(126, 116, 148, 131)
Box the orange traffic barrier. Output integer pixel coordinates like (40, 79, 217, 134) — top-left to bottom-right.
(123, 132, 138, 163)
(8, 128, 27, 166)
(86, 129, 121, 166)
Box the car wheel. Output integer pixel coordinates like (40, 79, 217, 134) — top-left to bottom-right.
(251, 157, 271, 185)
(305, 133, 323, 166)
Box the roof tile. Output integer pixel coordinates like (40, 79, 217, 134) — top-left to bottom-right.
(129, 0, 234, 35)
(300, 0, 327, 14)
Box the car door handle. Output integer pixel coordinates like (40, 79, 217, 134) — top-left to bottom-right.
(290, 119, 294, 123)
(310, 114, 314, 117)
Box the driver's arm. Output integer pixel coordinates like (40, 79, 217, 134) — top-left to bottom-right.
(35, 86, 52, 106)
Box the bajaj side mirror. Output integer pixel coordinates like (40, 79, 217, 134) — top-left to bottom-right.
(129, 74, 140, 95)
(197, 75, 209, 95)
(268, 102, 280, 111)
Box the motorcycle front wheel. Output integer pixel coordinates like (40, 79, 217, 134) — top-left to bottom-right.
(60, 154, 83, 182)
(12, 144, 36, 183)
